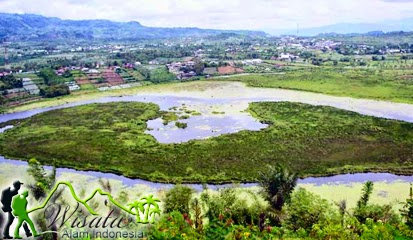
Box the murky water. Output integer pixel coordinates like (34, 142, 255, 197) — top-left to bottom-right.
(1, 86, 413, 187)
(0, 156, 412, 191)
(146, 113, 266, 143)
(0, 96, 268, 144)
(0, 125, 13, 133)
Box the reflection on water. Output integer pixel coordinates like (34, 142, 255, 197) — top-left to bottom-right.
(146, 113, 267, 143)
(0, 96, 268, 143)
(0, 156, 412, 191)
(0, 125, 13, 133)
(1, 92, 413, 187)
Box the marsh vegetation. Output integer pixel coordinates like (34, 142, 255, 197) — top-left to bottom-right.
(1, 101, 412, 183)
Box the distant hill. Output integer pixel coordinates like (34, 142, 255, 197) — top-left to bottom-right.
(267, 18, 413, 36)
(0, 13, 267, 41)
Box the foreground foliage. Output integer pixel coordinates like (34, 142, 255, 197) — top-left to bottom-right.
(149, 180, 413, 239)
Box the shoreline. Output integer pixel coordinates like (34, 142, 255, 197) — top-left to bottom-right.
(1, 155, 412, 185)
(5, 80, 413, 114)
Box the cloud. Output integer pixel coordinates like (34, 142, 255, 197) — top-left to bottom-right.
(0, 0, 412, 30)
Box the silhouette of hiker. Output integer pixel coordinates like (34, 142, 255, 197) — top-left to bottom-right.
(1, 181, 32, 239)
(12, 190, 39, 239)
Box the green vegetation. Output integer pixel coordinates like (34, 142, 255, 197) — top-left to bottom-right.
(39, 84, 69, 98)
(223, 68, 413, 104)
(211, 111, 225, 114)
(149, 68, 177, 84)
(38, 68, 68, 85)
(163, 185, 195, 214)
(1, 101, 413, 183)
(175, 121, 188, 129)
(161, 112, 179, 125)
(150, 170, 413, 239)
(0, 75, 22, 91)
(259, 164, 297, 212)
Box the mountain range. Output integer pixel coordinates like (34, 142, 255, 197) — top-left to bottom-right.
(267, 18, 413, 36)
(0, 13, 267, 41)
(2, 12, 413, 41)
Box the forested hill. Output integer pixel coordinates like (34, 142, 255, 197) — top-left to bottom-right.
(0, 13, 267, 41)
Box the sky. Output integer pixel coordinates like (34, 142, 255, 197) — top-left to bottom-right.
(1, 0, 413, 31)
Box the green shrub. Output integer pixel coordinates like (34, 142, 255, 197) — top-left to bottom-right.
(354, 204, 400, 225)
(149, 211, 200, 239)
(285, 188, 337, 232)
(175, 121, 188, 129)
(163, 185, 194, 214)
(200, 188, 265, 226)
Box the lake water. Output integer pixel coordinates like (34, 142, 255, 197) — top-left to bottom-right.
(1, 156, 412, 191)
(0, 125, 13, 133)
(1, 86, 413, 187)
(145, 113, 266, 143)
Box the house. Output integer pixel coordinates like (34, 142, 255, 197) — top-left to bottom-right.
(65, 81, 81, 91)
(217, 66, 244, 75)
(203, 67, 218, 75)
(6, 88, 26, 94)
(88, 69, 100, 74)
(242, 59, 263, 65)
(278, 53, 300, 62)
(22, 78, 40, 95)
(149, 60, 160, 65)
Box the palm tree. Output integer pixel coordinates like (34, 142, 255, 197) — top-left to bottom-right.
(127, 200, 145, 223)
(357, 181, 374, 209)
(258, 164, 298, 211)
(141, 195, 161, 223)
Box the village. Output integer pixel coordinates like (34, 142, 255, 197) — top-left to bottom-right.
(1, 32, 413, 109)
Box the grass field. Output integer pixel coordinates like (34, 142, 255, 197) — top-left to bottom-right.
(223, 68, 413, 104)
(1, 101, 413, 183)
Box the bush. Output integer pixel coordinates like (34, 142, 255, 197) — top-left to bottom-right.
(175, 121, 188, 129)
(40, 84, 70, 98)
(285, 188, 337, 232)
(354, 204, 400, 225)
(401, 185, 413, 229)
(163, 185, 194, 214)
(354, 181, 400, 224)
(149, 211, 200, 239)
(201, 188, 265, 226)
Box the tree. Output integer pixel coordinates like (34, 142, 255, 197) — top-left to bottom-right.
(40, 84, 70, 98)
(194, 59, 205, 75)
(300, 51, 313, 59)
(27, 159, 58, 240)
(163, 185, 194, 214)
(353, 181, 398, 224)
(0, 95, 6, 105)
(401, 184, 413, 228)
(27, 159, 56, 200)
(357, 181, 373, 209)
(149, 68, 176, 83)
(0, 75, 22, 90)
(258, 164, 297, 211)
(62, 70, 72, 78)
(38, 68, 58, 85)
(285, 188, 335, 231)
